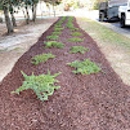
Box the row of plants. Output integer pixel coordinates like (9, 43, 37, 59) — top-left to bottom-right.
(12, 17, 101, 101)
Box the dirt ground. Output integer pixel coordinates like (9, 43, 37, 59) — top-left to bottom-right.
(76, 18, 130, 86)
(0, 17, 130, 130)
(0, 18, 58, 82)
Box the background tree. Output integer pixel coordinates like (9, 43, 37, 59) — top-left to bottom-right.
(0, 0, 14, 34)
(93, 0, 107, 9)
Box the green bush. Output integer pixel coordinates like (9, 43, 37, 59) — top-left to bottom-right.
(52, 31, 61, 35)
(70, 27, 79, 31)
(54, 27, 64, 32)
(68, 37, 83, 42)
(31, 53, 55, 65)
(70, 46, 88, 54)
(44, 41, 64, 48)
(71, 32, 82, 37)
(46, 35, 59, 40)
(68, 59, 101, 75)
(12, 71, 61, 101)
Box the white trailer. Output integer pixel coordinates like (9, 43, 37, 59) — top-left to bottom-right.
(118, 0, 130, 27)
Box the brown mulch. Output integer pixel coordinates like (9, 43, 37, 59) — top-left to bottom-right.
(0, 17, 130, 130)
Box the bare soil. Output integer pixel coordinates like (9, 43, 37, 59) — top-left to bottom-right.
(0, 18, 58, 82)
(0, 17, 130, 130)
(76, 17, 130, 86)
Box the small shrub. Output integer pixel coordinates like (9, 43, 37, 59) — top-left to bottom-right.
(68, 16, 74, 22)
(68, 59, 101, 75)
(70, 27, 79, 32)
(70, 46, 88, 54)
(46, 35, 59, 40)
(52, 31, 61, 35)
(66, 22, 74, 29)
(11, 71, 61, 101)
(54, 24, 62, 28)
(44, 41, 64, 48)
(54, 27, 64, 32)
(68, 37, 83, 42)
(71, 32, 82, 37)
(31, 53, 55, 65)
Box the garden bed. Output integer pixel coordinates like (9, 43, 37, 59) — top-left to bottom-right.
(0, 17, 130, 130)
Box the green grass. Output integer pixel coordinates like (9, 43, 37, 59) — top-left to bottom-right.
(68, 59, 101, 75)
(31, 53, 55, 65)
(44, 41, 64, 48)
(11, 71, 61, 101)
(71, 32, 82, 37)
(46, 35, 59, 40)
(68, 37, 83, 42)
(79, 18, 130, 50)
(70, 46, 88, 54)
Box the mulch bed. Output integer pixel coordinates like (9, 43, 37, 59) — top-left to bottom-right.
(0, 17, 130, 130)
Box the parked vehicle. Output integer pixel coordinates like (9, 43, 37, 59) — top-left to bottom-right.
(99, 0, 127, 22)
(118, 0, 130, 27)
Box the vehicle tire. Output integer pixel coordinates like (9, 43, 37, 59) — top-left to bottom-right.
(120, 15, 126, 28)
(99, 13, 104, 22)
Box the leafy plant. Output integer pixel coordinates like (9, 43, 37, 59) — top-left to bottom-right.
(54, 24, 62, 28)
(68, 37, 83, 42)
(68, 59, 101, 75)
(71, 32, 82, 37)
(56, 17, 66, 25)
(52, 31, 61, 35)
(70, 27, 79, 31)
(11, 71, 61, 101)
(44, 41, 64, 48)
(70, 46, 88, 54)
(54, 27, 64, 32)
(31, 53, 55, 65)
(68, 16, 74, 22)
(66, 22, 74, 29)
(46, 35, 59, 40)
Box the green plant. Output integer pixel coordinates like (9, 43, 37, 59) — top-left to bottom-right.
(11, 71, 61, 101)
(54, 24, 62, 28)
(44, 41, 64, 48)
(46, 35, 59, 40)
(68, 16, 74, 22)
(66, 22, 74, 29)
(71, 32, 82, 37)
(68, 59, 101, 75)
(54, 27, 64, 32)
(31, 53, 55, 65)
(70, 46, 88, 54)
(56, 17, 66, 25)
(52, 31, 61, 35)
(70, 27, 79, 31)
(68, 37, 83, 42)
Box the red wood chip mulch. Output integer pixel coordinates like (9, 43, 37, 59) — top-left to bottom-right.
(0, 17, 130, 130)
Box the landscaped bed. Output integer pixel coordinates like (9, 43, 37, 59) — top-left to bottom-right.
(0, 17, 130, 129)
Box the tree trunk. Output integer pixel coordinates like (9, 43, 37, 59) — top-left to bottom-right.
(11, 13, 17, 27)
(25, 6, 30, 24)
(53, 2, 56, 17)
(32, 4, 37, 22)
(22, 9, 27, 19)
(3, 6, 13, 34)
